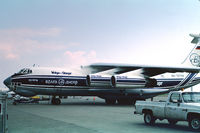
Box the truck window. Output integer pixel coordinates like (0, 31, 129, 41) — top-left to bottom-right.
(170, 93, 181, 103)
(182, 92, 200, 103)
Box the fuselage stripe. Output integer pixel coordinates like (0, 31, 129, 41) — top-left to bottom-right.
(177, 73, 197, 87)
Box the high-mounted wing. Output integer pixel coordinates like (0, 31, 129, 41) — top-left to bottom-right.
(83, 63, 200, 77)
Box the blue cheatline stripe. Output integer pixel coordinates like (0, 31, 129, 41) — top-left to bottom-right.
(12, 75, 87, 80)
(178, 73, 197, 87)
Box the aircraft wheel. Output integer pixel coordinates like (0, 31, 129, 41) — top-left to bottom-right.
(105, 99, 116, 105)
(51, 98, 61, 105)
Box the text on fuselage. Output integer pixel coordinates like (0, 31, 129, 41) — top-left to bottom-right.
(51, 71, 72, 75)
(45, 79, 78, 86)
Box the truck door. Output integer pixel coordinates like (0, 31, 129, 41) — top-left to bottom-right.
(165, 93, 185, 120)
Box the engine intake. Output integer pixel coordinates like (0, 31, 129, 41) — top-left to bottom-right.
(86, 75, 111, 87)
(111, 76, 145, 88)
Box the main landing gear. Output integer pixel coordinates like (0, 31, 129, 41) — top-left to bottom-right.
(51, 96, 61, 105)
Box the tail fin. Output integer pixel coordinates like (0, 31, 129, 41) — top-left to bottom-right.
(182, 34, 200, 67)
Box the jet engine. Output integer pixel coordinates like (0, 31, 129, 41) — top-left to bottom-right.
(86, 74, 111, 87)
(111, 76, 146, 88)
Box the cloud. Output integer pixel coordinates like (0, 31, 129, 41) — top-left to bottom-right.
(0, 44, 19, 59)
(61, 50, 114, 67)
(63, 50, 97, 66)
(0, 27, 107, 68)
(0, 27, 65, 60)
(0, 27, 102, 68)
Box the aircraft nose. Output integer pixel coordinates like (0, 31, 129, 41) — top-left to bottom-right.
(3, 76, 11, 87)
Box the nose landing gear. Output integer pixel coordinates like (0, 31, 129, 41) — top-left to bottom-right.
(51, 96, 61, 105)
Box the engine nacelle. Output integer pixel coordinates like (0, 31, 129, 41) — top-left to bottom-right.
(111, 76, 146, 88)
(86, 75, 111, 87)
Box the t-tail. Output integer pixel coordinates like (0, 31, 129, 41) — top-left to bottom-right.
(182, 34, 200, 67)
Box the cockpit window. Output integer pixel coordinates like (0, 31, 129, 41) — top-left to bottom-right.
(17, 68, 32, 75)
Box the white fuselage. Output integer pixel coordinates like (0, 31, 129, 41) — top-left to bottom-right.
(4, 67, 200, 98)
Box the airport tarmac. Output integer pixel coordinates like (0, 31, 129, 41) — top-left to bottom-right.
(7, 96, 195, 133)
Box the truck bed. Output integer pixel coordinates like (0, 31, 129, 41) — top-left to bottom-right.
(135, 100, 166, 118)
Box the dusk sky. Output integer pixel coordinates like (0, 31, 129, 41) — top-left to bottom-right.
(0, 0, 200, 89)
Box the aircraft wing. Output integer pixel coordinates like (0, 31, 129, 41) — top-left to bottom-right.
(83, 63, 200, 77)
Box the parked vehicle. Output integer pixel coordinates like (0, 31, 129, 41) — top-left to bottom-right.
(13, 95, 40, 105)
(134, 91, 200, 130)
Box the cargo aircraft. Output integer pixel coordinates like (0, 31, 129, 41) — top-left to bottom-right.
(3, 34, 200, 105)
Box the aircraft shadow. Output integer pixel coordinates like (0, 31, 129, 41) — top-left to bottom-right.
(61, 102, 134, 107)
(8, 100, 134, 107)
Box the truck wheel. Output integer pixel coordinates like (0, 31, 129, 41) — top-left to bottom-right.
(168, 120, 177, 125)
(189, 118, 200, 130)
(144, 112, 155, 125)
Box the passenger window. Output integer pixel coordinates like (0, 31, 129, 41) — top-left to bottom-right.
(170, 93, 181, 103)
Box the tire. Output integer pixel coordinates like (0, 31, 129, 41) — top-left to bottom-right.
(144, 112, 155, 125)
(189, 117, 200, 130)
(54, 98, 61, 105)
(51, 98, 61, 105)
(168, 120, 178, 125)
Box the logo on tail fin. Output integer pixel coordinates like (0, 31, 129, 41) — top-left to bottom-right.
(182, 33, 200, 67)
(190, 53, 200, 66)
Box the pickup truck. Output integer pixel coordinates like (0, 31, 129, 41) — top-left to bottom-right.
(134, 91, 200, 130)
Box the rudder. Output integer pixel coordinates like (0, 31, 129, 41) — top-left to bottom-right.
(182, 34, 200, 67)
